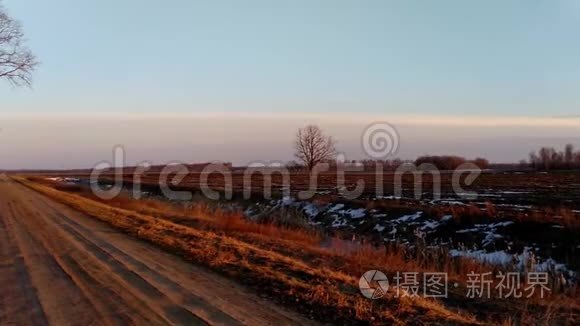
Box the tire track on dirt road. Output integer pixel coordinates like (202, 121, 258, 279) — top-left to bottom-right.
(0, 176, 316, 325)
(0, 206, 49, 325)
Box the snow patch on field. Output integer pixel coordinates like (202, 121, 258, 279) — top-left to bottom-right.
(373, 224, 386, 232)
(420, 220, 440, 231)
(244, 196, 575, 278)
(302, 203, 320, 218)
(375, 195, 402, 200)
(449, 249, 512, 265)
(344, 208, 366, 219)
(456, 221, 513, 248)
(327, 203, 345, 213)
(482, 232, 503, 247)
(450, 247, 573, 276)
(395, 212, 423, 223)
(430, 199, 466, 206)
(441, 215, 453, 222)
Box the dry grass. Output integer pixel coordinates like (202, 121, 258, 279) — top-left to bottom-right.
(17, 177, 480, 324)
(17, 176, 580, 324)
(38, 178, 322, 247)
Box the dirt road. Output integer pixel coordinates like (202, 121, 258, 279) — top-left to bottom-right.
(0, 176, 315, 325)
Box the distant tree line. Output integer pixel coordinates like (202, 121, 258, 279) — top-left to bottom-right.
(348, 157, 490, 171)
(414, 156, 490, 170)
(355, 159, 407, 171)
(527, 144, 580, 170)
(286, 156, 490, 172)
(290, 125, 493, 172)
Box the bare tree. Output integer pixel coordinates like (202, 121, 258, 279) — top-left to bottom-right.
(528, 145, 580, 170)
(0, 3, 37, 86)
(539, 147, 555, 170)
(294, 125, 336, 171)
(565, 144, 574, 167)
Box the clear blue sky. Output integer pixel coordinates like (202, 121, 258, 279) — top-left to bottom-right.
(2, 0, 579, 116)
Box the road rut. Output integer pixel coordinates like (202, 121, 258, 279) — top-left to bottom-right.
(0, 176, 315, 325)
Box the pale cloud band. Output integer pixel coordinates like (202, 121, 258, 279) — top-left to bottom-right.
(3, 112, 580, 127)
(0, 113, 578, 169)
